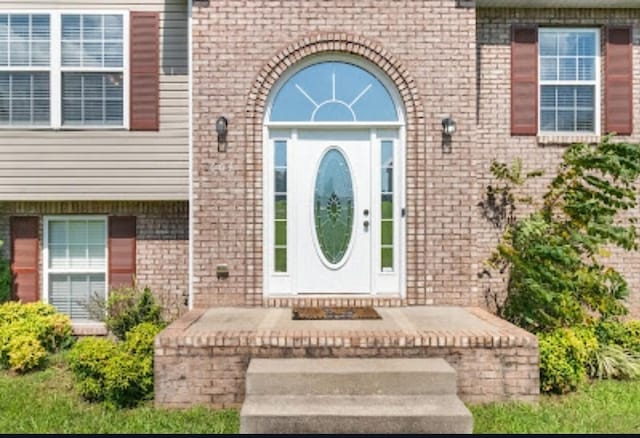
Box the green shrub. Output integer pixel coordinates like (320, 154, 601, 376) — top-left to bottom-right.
(539, 327, 599, 394)
(68, 337, 119, 402)
(7, 334, 47, 373)
(483, 138, 640, 332)
(0, 303, 73, 351)
(0, 301, 73, 373)
(0, 301, 57, 323)
(0, 240, 10, 303)
(105, 286, 164, 340)
(623, 321, 640, 353)
(123, 322, 163, 357)
(68, 322, 164, 408)
(0, 325, 18, 367)
(595, 319, 640, 353)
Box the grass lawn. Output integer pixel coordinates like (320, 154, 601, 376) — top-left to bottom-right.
(2, 355, 640, 434)
(471, 379, 640, 434)
(0, 355, 239, 434)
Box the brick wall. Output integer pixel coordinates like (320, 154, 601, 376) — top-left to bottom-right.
(154, 308, 539, 407)
(191, 0, 480, 307)
(0, 201, 189, 320)
(156, 345, 539, 408)
(475, 8, 640, 317)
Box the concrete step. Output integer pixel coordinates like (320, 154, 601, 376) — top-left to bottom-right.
(240, 394, 473, 434)
(245, 358, 457, 396)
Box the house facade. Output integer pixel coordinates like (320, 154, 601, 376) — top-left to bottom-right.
(0, 1, 190, 323)
(2, 0, 640, 323)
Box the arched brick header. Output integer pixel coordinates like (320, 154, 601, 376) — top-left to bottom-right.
(246, 32, 423, 129)
(244, 33, 426, 306)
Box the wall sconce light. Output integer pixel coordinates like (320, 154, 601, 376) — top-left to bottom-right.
(442, 116, 457, 137)
(216, 116, 228, 152)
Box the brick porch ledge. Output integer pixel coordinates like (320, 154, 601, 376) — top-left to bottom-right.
(156, 307, 535, 349)
(155, 306, 539, 408)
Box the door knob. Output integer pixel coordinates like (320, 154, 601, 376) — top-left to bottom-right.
(363, 220, 370, 231)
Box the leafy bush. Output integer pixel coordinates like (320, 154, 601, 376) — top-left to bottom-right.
(67, 337, 119, 401)
(68, 322, 164, 408)
(595, 319, 640, 353)
(7, 334, 47, 373)
(483, 138, 640, 332)
(0, 301, 56, 322)
(103, 323, 162, 408)
(539, 327, 599, 394)
(626, 321, 640, 351)
(105, 285, 164, 340)
(0, 302, 73, 373)
(0, 240, 10, 303)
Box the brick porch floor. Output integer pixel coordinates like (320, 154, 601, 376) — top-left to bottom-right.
(154, 306, 539, 409)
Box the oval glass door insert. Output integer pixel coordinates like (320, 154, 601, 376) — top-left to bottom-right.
(314, 148, 354, 265)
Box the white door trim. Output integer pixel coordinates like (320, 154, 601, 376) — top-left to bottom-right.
(262, 54, 407, 298)
(263, 126, 406, 298)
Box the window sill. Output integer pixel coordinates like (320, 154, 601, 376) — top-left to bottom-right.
(0, 126, 129, 132)
(72, 321, 108, 337)
(537, 134, 601, 146)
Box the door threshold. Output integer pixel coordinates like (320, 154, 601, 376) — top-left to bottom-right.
(264, 294, 406, 307)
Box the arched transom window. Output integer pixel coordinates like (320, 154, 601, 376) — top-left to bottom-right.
(269, 61, 399, 123)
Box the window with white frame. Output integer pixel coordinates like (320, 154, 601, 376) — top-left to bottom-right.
(539, 28, 600, 134)
(61, 14, 124, 126)
(0, 11, 127, 128)
(0, 14, 51, 126)
(45, 217, 107, 320)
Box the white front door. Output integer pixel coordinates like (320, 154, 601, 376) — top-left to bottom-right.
(265, 128, 403, 296)
(294, 130, 371, 293)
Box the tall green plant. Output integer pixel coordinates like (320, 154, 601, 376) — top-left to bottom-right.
(0, 240, 11, 303)
(484, 137, 640, 332)
(105, 285, 164, 340)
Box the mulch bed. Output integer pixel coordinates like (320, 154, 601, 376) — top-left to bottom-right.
(292, 306, 382, 320)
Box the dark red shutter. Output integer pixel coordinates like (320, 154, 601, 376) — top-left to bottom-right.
(109, 217, 136, 289)
(511, 25, 539, 136)
(10, 217, 39, 303)
(606, 26, 633, 136)
(130, 12, 160, 131)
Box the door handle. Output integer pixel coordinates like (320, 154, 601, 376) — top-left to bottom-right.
(363, 220, 370, 231)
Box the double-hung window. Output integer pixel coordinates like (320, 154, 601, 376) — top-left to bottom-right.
(0, 14, 51, 126)
(45, 217, 107, 320)
(539, 28, 600, 134)
(61, 14, 125, 127)
(0, 11, 128, 129)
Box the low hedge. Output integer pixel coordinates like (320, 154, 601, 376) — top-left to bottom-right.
(539, 327, 599, 394)
(68, 322, 163, 408)
(0, 302, 73, 373)
(595, 320, 640, 353)
(539, 320, 640, 394)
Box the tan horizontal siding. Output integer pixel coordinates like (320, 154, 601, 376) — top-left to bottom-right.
(0, 0, 189, 201)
